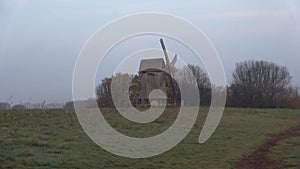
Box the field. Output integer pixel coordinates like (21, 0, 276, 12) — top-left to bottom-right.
(0, 108, 300, 169)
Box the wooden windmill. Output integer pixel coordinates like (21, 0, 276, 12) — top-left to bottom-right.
(137, 38, 177, 106)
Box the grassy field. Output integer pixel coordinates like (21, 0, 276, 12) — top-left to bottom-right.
(0, 108, 299, 168)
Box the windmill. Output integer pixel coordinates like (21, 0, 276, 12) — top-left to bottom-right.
(137, 38, 177, 106)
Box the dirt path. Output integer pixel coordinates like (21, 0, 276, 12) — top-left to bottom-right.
(237, 123, 300, 169)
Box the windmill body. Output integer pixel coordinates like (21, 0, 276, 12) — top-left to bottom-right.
(138, 58, 167, 105)
(136, 39, 177, 106)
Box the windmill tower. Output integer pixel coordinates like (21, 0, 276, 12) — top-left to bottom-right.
(137, 38, 177, 106)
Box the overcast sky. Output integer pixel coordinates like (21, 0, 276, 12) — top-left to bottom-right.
(0, 0, 300, 104)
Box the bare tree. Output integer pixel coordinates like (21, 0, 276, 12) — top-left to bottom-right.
(230, 60, 292, 108)
(96, 77, 113, 107)
(176, 64, 211, 106)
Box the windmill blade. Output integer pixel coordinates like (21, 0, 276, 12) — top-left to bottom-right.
(159, 38, 171, 73)
(160, 38, 176, 98)
(169, 54, 177, 74)
(170, 54, 177, 66)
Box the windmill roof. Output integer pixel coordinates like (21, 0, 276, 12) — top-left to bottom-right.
(139, 58, 165, 72)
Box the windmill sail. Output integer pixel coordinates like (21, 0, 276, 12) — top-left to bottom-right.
(159, 38, 178, 75)
(170, 54, 177, 67)
(159, 38, 177, 99)
(159, 38, 171, 74)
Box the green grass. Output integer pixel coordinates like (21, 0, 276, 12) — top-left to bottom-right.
(268, 135, 300, 168)
(0, 108, 299, 168)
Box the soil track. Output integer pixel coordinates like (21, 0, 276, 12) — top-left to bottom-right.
(237, 123, 300, 169)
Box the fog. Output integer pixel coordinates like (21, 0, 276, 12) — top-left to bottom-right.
(0, 0, 299, 103)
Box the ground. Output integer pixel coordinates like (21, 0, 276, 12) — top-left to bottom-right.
(237, 122, 300, 169)
(0, 108, 299, 168)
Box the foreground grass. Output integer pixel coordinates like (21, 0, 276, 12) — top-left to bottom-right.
(269, 131, 300, 168)
(0, 108, 299, 168)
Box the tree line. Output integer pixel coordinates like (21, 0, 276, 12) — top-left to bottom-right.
(96, 60, 300, 109)
(96, 64, 211, 107)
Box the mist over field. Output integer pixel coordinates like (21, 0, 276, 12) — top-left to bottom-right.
(0, 0, 300, 104)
